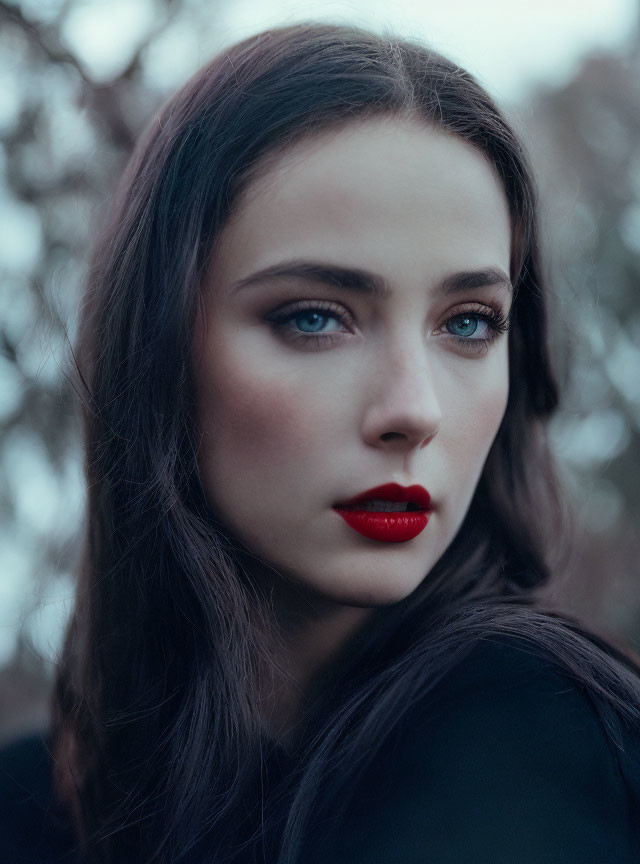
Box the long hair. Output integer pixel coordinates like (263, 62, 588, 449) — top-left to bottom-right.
(51, 22, 640, 863)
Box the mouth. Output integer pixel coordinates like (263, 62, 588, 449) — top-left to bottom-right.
(333, 483, 432, 543)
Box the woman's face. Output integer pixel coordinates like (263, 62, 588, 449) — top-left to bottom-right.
(194, 115, 512, 607)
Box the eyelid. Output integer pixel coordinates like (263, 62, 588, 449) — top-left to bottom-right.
(441, 299, 509, 323)
(441, 299, 507, 317)
(267, 298, 506, 322)
(266, 297, 352, 316)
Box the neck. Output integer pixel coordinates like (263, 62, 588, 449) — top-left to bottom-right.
(242, 555, 374, 743)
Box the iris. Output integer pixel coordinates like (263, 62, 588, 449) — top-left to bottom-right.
(296, 312, 330, 333)
(448, 315, 478, 337)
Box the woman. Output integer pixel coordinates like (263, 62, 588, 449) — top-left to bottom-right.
(1, 21, 639, 864)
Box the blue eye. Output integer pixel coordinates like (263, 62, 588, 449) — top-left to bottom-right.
(266, 301, 509, 354)
(447, 314, 480, 338)
(443, 308, 510, 354)
(267, 301, 352, 346)
(293, 311, 340, 333)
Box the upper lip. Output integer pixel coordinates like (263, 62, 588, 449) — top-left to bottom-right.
(334, 482, 431, 510)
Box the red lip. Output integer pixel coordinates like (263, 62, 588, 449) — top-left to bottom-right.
(333, 483, 432, 544)
(335, 483, 431, 510)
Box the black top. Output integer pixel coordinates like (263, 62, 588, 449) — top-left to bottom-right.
(0, 733, 75, 863)
(2, 635, 640, 863)
(302, 635, 640, 864)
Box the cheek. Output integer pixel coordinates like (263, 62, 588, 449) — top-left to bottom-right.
(465, 379, 508, 439)
(443, 346, 509, 460)
(445, 354, 509, 466)
(195, 345, 337, 483)
(438, 358, 509, 529)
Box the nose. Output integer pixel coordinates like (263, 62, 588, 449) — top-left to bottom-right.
(361, 342, 442, 451)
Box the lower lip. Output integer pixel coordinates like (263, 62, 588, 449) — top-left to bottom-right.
(333, 508, 430, 543)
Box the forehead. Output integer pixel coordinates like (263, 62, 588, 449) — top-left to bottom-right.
(215, 115, 511, 282)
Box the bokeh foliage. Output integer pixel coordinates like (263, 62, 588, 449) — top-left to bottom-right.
(0, 0, 639, 737)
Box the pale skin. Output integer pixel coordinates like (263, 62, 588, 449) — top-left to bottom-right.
(193, 115, 513, 739)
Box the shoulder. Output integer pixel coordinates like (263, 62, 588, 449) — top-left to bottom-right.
(0, 732, 76, 863)
(410, 634, 640, 805)
(312, 634, 640, 864)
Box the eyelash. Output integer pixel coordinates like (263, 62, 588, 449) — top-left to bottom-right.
(266, 300, 510, 354)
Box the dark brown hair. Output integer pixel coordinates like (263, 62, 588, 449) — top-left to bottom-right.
(52, 21, 640, 863)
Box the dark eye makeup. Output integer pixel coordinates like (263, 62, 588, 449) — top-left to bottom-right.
(265, 299, 510, 354)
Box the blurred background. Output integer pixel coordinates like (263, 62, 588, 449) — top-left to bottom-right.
(0, 0, 639, 743)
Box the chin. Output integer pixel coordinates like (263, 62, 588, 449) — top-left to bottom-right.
(306, 566, 428, 609)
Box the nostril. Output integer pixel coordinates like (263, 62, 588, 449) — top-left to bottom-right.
(380, 432, 405, 442)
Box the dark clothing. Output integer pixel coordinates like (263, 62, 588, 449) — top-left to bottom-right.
(302, 636, 640, 864)
(2, 636, 640, 863)
(0, 733, 76, 863)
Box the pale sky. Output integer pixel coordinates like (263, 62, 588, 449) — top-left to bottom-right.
(220, 0, 639, 101)
(59, 0, 639, 102)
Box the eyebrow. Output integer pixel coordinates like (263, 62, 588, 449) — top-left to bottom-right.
(231, 260, 512, 297)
